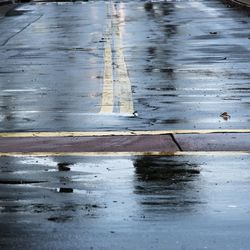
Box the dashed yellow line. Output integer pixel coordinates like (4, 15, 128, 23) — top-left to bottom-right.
(0, 151, 249, 157)
(0, 129, 249, 138)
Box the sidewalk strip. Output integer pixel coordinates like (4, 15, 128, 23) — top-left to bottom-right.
(0, 132, 250, 156)
(0, 129, 250, 138)
(0, 151, 249, 157)
(0, 135, 179, 153)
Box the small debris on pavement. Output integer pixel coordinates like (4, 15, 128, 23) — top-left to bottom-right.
(58, 162, 71, 171)
(58, 188, 74, 193)
(133, 111, 138, 117)
(47, 216, 72, 223)
(220, 112, 231, 120)
(144, 2, 153, 11)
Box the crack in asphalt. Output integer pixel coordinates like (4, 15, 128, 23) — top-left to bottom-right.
(1, 14, 43, 46)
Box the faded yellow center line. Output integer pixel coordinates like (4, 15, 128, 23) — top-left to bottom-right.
(100, 37, 113, 113)
(100, 11, 113, 113)
(0, 151, 249, 157)
(0, 129, 250, 138)
(112, 3, 134, 115)
(100, 1, 134, 115)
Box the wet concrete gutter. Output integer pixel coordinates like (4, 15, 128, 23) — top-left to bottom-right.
(223, 0, 250, 9)
(0, 131, 250, 155)
(0, 0, 13, 6)
(0, 0, 17, 18)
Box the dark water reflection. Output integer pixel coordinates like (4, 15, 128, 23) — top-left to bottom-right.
(133, 156, 203, 213)
(144, 1, 177, 38)
(144, 2, 178, 82)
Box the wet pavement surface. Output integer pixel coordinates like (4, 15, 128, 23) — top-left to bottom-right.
(1, 1, 250, 249)
(0, 0, 250, 131)
(0, 155, 250, 250)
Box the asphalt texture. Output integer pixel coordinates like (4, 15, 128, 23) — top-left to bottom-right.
(0, 0, 250, 131)
(228, 0, 250, 7)
(0, 2, 16, 18)
(1, 155, 250, 250)
(1, 1, 250, 249)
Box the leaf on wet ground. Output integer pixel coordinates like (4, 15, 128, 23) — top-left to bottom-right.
(220, 112, 231, 120)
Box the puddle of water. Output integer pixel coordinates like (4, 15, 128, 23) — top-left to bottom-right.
(0, 180, 46, 185)
(18, 156, 57, 167)
(47, 215, 73, 223)
(2, 89, 38, 93)
(56, 187, 74, 193)
(5, 10, 32, 17)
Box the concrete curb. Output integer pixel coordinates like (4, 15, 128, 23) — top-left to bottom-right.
(223, 0, 250, 10)
(0, 132, 250, 155)
(0, 1, 17, 18)
(0, 0, 14, 6)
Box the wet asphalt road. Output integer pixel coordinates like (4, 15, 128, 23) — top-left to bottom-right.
(0, 0, 250, 131)
(1, 155, 250, 250)
(1, 1, 250, 249)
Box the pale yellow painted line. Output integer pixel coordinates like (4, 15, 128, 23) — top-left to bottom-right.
(0, 151, 249, 157)
(100, 43, 113, 113)
(112, 3, 134, 115)
(99, 1, 134, 115)
(0, 129, 250, 138)
(100, 11, 113, 113)
(116, 44, 134, 114)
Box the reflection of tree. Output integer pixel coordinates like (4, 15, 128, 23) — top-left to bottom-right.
(145, 1, 175, 15)
(133, 156, 202, 213)
(0, 95, 15, 131)
(144, 2, 177, 81)
(144, 1, 177, 40)
(142, 2, 193, 128)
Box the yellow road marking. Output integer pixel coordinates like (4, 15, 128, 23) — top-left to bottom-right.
(113, 3, 134, 114)
(100, 14, 113, 113)
(100, 39, 113, 113)
(100, 1, 134, 115)
(0, 151, 249, 157)
(0, 129, 250, 138)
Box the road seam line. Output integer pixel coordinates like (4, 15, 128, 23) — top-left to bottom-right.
(170, 134, 183, 151)
(2, 14, 43, 46)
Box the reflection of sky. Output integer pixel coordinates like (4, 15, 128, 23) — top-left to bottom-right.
(0, 155, 203, 220)
(0, 3, 105, 131)
(11, 155, 250, 219)
(122, 1, 250, 129)
(1, 154, 250, 249)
